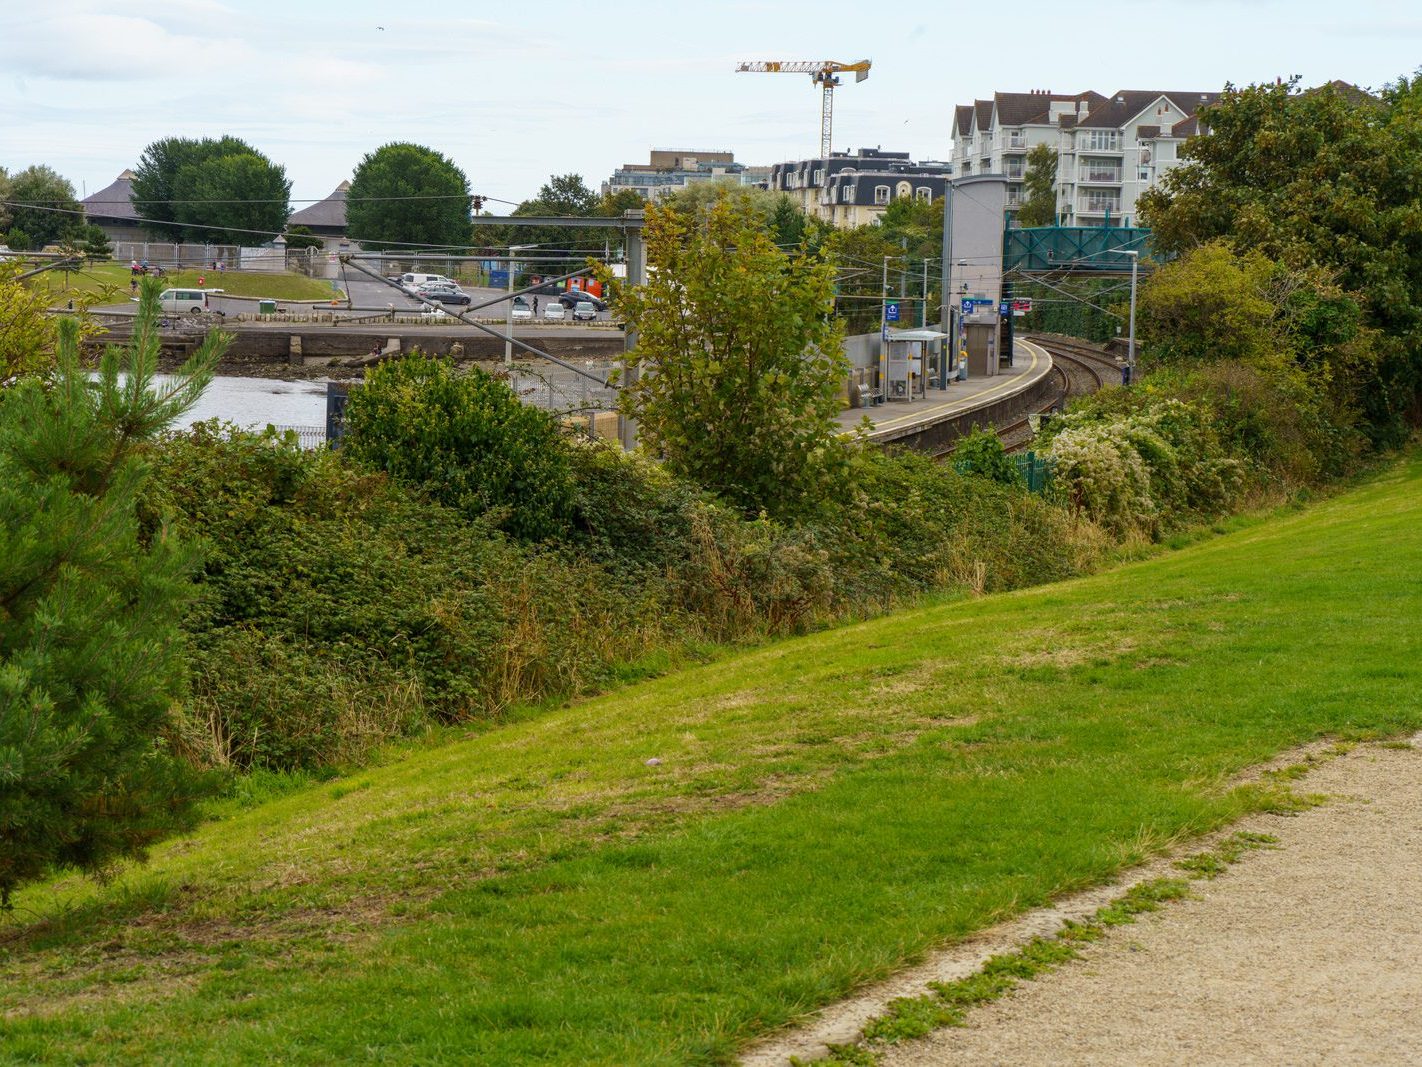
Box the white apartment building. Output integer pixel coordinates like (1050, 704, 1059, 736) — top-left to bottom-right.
(951, 89, 1219, 224)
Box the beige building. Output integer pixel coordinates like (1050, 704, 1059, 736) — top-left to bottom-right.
(768, 148, 952, 227)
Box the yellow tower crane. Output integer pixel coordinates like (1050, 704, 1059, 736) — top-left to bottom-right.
(736, 59, 872, 159)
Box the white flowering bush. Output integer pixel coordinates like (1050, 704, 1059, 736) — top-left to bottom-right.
(1045, 397, 1244, 539)
(1048, 423, 1159, 537)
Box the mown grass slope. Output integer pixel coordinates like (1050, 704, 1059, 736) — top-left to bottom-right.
(30, 261, 338, 302)
(4, 454, 1421, 1064)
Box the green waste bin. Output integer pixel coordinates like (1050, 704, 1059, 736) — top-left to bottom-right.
(258, 299, 277, 315)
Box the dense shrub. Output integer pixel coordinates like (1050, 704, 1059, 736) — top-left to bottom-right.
(146, 423, 675, 770)
(1043, 396, 1246, 539)
(954, 427, 1024, 487)
(343, 357, 576, 542)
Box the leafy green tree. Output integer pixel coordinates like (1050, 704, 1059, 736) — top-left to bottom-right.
(0, 264, 58, 381)
(825, 223, 899, 334)
(878, 195, 945, 325)
(955, 427, 1023, 486)
(1016, 144, 1059, 227)
(598, 189, 645, 217)
(3, 229, 30, 252)
(0, 167, 11, 232)
(343, 357, 575, 541)
(508, 174, 610, 269)
(173, 150, 291, 244)
(606, 199, 848, 518)
(0, 282, 222, 908)
(6, 165, 81, 248)
(80, 223, 113, 261)
(131, 136, 257, 240)
(282, 225, 323, 251)
(346, 143, 471, 250)
(1138, 77, 1422, 440)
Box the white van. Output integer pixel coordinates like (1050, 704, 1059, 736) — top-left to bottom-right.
(159, 288, 209, 314)
(400, 273, 455, 290)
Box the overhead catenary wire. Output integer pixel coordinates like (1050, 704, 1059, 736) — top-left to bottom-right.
(0, 200, 636, 256)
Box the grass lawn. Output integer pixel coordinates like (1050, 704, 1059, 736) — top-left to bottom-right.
(3, 454, 1420, 1064)
(28, 261, 339, 302)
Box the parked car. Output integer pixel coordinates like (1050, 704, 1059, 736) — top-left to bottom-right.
(158, 288, 209, 314)
(422, 288, 471, 306)
(558, 291, 606, 311)
(543, 302, 566, 321)
(511, 296, 532, 321)
(572, 300, 598, 322)
(401, 272, 456, 291)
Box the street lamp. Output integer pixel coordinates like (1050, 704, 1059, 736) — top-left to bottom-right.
(1122, 249, 1139, 385)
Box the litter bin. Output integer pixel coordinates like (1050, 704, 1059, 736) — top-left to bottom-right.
(258, 299, 277, 315)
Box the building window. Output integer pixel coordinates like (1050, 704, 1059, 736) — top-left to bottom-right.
(1079, 157, 1122, 183)
(1081, 130, 1121, 152)
(842, 187, 853, 203)
(915, 187, 931, 202)
(1006, 185, 1023, 207)
(1079, 191, 1121, 214)
(813, 168, 824, 185)
(1007, 129, 1026, 149)
(896, 180, 911, 200)
(1003, 155, 1025, 180)
(874, 185, 890, 205)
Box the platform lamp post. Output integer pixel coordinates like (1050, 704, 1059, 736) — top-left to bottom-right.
(1123, 249, 1139, 385)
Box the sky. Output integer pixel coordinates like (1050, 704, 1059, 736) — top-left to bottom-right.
(2, 0, 1419, 210)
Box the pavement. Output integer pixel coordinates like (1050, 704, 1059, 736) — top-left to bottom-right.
(876, 736, 1422, 1067)
(837, 338, 1051, 438)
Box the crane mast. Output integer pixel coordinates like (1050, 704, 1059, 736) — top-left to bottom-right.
(736, 59, 872, 160)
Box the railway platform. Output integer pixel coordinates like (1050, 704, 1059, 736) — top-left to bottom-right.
(836, 338, 1055, 454)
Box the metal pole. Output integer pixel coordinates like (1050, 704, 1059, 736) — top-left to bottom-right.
(921, 258, 928, 328)
(619, 211, 646, 451)
(878, 255, 889, 397)
(504, 254, 514, 367)
(1126, 250, 1138, 384)
(939, 180, 955, 387)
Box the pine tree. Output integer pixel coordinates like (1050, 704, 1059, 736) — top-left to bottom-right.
(0, 281, 223, 908)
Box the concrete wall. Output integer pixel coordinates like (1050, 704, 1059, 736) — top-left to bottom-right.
(947, 176, 1007, 376)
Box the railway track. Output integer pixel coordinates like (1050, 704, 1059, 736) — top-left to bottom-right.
(994, 336, 1121, 452)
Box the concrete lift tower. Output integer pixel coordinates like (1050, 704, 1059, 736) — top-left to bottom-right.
(735, 59, 872, 159)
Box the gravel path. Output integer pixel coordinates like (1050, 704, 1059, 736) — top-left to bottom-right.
(877, 736, 1422, 1067)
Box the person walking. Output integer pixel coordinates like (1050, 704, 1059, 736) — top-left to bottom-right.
(532, 296, 539, 315)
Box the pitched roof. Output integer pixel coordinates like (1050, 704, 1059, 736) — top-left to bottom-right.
(992, 90, 1105, 126)
(955, 104, 974, 136)
(81, 169, 140, 223)
(974, 99, 993, 131)
(1079, 90, 1221, 129)
(288, 181, 349, 230)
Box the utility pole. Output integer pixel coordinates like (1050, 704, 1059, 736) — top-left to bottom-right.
(938, 179, 956, 388)
(505, 244, 538, 366)
(920, 258, 928, 328)
(879, 254, 889, 393)
(1124, 250, 1139, 385)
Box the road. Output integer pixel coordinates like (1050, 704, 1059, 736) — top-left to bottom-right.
(91, 275, 615, 328)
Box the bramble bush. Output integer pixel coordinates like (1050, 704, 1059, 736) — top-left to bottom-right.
(146, 423, 676, 770)
(342, 357, 577, 542)
(954, 427, 1024, 487)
